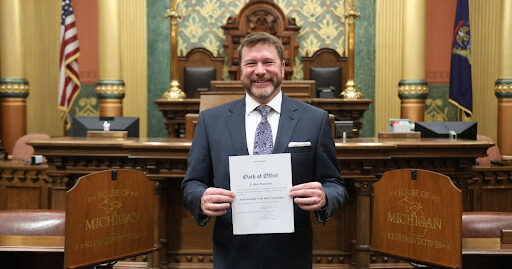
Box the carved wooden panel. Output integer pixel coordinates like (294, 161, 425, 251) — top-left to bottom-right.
(0, 162, 49, 210)
(221, 0, 300, 80)
(470, 166, 512, 212)
(23, 137, 494, 269)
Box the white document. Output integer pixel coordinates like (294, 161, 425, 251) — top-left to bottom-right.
(229, 153, 294, 235)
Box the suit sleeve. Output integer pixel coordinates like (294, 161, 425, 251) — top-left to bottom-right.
(314, 111, 348, 223)
(181, 113, 212, 226)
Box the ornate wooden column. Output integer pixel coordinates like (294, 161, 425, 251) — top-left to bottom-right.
(96, 0, 125, 116)
(398, 0, 427, 122)
(163, 0, 186, 99)
(0, 0, 28, 154)
(495, 0, 512, 160)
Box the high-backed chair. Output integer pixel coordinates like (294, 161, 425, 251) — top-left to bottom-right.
(11, 133, 50, 161)
(302, 48, 348, 98)
(475, 135, 502, 165)
(185, 92, 244, 139)
(177, 48, 223, 98)
(0, 210, 65, 268)
(221, 0, 301, 80)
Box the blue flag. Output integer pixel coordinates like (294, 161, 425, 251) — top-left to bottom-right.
(449, 0, 472, 117)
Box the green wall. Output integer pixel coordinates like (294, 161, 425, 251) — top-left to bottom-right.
(147, 0, 171, 138)
(355, 0, 375, 137)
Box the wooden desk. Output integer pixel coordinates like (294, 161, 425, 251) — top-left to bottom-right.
(0, 235, 64, 252)
(154, 99, 199, 138)
(155, 97, 371, 138)
(24, 137, 493, 269)
(0, 235, 64, 268)
(462, 238, 512, 269)
(309, 98, 371, 137)
(0, 235, 146, 268)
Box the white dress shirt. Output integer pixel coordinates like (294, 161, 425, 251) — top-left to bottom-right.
(245, 91, 282, 155)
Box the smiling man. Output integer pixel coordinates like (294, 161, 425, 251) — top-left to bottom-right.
(181, 32, 347, 269)
(239, 39, 284, 103)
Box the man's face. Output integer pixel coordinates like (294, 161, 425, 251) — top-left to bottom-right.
(240, 43, 285, 104)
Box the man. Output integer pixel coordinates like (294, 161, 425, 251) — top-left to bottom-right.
(182, 32, 346, 269)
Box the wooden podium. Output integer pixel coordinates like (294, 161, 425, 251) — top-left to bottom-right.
(64, 170, 154, 268)
(372, 169, 462, 268)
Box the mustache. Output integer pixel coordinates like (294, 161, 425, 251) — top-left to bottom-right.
(250, 77, 273, 82)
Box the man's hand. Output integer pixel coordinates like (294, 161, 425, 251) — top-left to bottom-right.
(200, 187, 235, 217)
(289, 182, 326, 211)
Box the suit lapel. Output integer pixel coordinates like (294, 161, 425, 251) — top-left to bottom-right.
(273, 95, 299, 153)
(226, 97, 249, 155)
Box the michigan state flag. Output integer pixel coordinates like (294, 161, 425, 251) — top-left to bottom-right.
(449, 0, 472, 118)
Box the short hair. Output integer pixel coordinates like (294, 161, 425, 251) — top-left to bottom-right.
(237, 32, 284, 63)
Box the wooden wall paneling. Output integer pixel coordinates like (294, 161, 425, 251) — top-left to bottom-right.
(482, 187, 512, 212)
(0, 162, 49, 210)
(467, 172, 482, 211)
(5, 184, 42, 210)
(471, 166, 512, 212)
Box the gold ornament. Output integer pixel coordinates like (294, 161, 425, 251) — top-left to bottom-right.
(163, 80, 186, 99)
(340, 80, 363, 99)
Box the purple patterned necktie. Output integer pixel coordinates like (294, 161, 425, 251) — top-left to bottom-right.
(253, 105, 273, 155)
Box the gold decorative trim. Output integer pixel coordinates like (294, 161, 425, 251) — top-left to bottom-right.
(0, 83, 30, 93)
(340, 80, 363, 99)
(494, 83, 512, 93)
(99, 103, 123, 107)
(401, 103, 425, 107)
(163, 80, 187, 99)
(397, 84, 428, 95)
(95, 84, 126, 95)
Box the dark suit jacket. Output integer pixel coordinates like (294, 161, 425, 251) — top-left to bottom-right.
(182, 93, 346, 269)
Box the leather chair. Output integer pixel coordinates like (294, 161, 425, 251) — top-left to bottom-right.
(0, 210, 65, 236)
(0, 210, 65, 268)
(302, 48, 348, 98)
(475, 135, 501, 166)
(177, 47, 223, 98)
(11, 133, 50, 162)
(462, 211, 512, 238)
(461, 212, 512, 269)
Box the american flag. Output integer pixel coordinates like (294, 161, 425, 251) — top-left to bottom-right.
(58, 0, 80, 120)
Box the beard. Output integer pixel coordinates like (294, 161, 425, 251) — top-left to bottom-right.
(242, 74, 283, 100)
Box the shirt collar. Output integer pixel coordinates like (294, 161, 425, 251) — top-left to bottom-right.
(245, 91, 282, 115)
